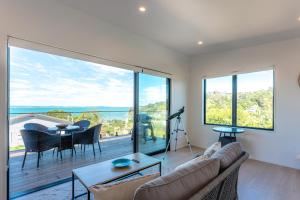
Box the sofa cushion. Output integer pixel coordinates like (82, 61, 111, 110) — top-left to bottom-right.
(134, 158, 220, 200)
(211, 142, 243, 170)
(90, 173, 159, 200)
(175, 155, 207, 170)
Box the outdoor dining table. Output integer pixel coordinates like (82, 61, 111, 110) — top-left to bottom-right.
(48, 125, 81, 133)
(48, 125, 81, 157)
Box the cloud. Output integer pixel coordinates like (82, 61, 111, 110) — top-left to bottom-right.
(140, 86, 166, 106)
(9, 47, 134, 107)
(206, 70, 273, 93)
(88, 62, 130, 76)
(10, 46, 168, 108)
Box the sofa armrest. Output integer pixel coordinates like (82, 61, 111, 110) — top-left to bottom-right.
(189, 152, 249, 200)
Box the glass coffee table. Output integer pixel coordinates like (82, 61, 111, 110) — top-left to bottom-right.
(72, 153, 161, 199)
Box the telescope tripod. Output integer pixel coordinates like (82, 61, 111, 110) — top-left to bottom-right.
(163, 115, 193, 160)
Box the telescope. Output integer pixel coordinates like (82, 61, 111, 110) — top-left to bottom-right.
(164, 106, 193, 158)
(167, 107, 184, 121)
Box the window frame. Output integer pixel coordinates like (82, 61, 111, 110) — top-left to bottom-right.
(203, 70, 275, 131)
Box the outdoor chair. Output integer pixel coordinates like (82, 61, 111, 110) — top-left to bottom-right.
(73, 124, 102, 157)
(24, 123, 56, 134)
(73, 120, 91, 150)
(20, 129, 61, 168)
(138, 114, 156, 143)
(73, 120, 90, 130)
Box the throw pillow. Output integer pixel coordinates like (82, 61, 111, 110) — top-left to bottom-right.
(203, 142, 222, 158)
(175, 142, 221, 170)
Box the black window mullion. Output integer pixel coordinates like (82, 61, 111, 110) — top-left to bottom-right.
(166, 78, 171, 151)
(232, 75, 237, 126)
(133, 72, 139, 153)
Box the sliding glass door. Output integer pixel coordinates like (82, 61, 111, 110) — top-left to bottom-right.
(8, 46, 135, 198)
(7, 44, 170, 198)
(137, 73, 169, 154)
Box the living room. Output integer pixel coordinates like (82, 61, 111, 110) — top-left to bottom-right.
(1, 0, 300, 200)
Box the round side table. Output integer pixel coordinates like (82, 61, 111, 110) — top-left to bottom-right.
(212, 126, 245, 146)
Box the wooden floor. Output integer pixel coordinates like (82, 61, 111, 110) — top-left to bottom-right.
(14, 147, 300, 200)
(238, 159, 300, 200)
(9, 135, 166, 196)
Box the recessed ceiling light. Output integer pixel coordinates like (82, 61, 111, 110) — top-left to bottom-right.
(298, 16, 300, 21)
(197, 41, 203, 45)
(139, 6, 146, 12)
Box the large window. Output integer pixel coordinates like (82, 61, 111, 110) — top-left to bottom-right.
(8, 45, 170, 198)
(205, 76, 232, 125)
(204, 69, 274, 130)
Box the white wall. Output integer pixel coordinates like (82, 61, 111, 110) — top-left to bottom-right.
(0, 0, 189, 199)
(0, 33, 8, 200)
(4, 1, 300, 199)
(188, 37, 300, 170)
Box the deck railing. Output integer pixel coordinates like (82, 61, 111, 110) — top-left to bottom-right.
(9, 110, 166, 151)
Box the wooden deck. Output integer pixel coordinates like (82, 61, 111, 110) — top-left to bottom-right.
(9, 135, 166, 196)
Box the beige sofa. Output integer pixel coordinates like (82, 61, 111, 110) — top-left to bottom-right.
(91, 142, 249, 200)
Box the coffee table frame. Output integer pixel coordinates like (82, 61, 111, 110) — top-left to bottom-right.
(72, 154, 161, 200)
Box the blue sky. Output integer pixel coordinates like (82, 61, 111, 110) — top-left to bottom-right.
(10, 47, 166, 107)
(139, 73, 166, 106)
(206, 70, 273, 93)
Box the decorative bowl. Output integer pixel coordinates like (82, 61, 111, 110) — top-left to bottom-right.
(112, 158, 132, 168)
(56, 124, 68, 129)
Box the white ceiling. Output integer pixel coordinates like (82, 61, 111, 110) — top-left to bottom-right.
(58, 0, 300, 55)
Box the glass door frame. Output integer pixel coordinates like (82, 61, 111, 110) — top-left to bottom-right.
(133, 72, 171, 155)
(6, 44, 171, 198)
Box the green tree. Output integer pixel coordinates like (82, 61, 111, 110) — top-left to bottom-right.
(46, 110, 71, 120)
(73, 112, 101, 126)
(206, 88, 273, 129)
(140, 102, 167, 138)
(102, 119, 127, 137)
(127, 107, 134, 129)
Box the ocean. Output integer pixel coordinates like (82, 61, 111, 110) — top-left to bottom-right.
(9, 106, 132, 121)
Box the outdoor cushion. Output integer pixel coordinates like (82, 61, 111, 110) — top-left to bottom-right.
(134, 158, 220, 200)
(211, 142, 243, 170)
(90, 173, 159, 200)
